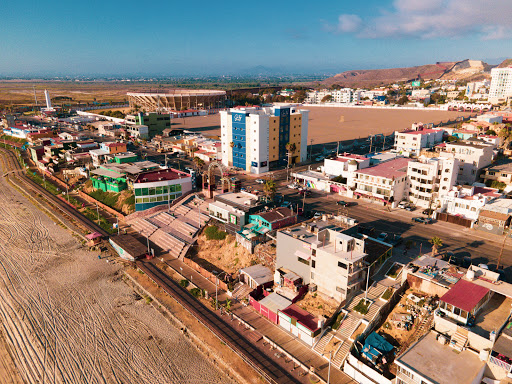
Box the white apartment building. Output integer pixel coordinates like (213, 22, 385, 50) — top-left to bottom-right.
(353, 157, 411, 206)
(305, 89, 361, 104)
(407, 157, 459, 208)
(489, 67, 512, 103)
(276, 221, 368, 302)
(394, 127, 445, 155)
(220, 105, 308, 174)
(439, 141, 494, 184)
(441, 185, 501, 222)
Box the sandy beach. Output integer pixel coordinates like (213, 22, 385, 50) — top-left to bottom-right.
(0, 153, 232, 384)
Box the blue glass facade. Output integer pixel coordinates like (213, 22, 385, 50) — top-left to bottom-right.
(275, 107, 290, 166)
(232, 112, 247, 169)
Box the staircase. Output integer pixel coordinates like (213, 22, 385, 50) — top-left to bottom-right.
(450, 331, 468, 352)
(313, 330, 334, 355)
(364, 302, 382, 321)
(174, 205, 191, 216)
(336, 314, 360, 339)
(149, 230, 185, 258)
(131, 218, 158, 237)
(367, 283, 387, 300)
(332, 340, 351, 369)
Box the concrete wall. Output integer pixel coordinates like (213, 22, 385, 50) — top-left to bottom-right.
(276, 231, 312, 284)
(344, 354, 392, 384)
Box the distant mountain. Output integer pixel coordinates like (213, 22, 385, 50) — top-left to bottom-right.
(319, 59, 510, 88)
(239, 65, 284, 76)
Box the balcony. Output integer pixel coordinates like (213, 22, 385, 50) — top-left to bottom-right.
(396, 371, 421, 384)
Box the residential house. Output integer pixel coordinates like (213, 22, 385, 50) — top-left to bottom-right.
(482, 160, 512, 191)
(276, 220, 368, 303)
(441, 185, 502, 222)
(394, 125, 445, 155)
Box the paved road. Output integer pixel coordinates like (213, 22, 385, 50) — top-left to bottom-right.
(237, 168, 512, 280)
(137, 261, 303, 384)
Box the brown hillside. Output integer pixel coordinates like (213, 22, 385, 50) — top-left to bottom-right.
(321, 59, 502, 88)
(322, 62, 456, 88)
(498, 58, 512, 68)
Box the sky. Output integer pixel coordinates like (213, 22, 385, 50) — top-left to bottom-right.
(1, 0, 512, 76)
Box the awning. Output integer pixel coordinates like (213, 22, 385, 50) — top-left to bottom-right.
(294, 250, 311, 260)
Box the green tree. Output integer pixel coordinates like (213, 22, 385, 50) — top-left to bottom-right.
(321, 94, 332, 103)
(429, 236, 443, 257)
(485, 129, 497, 136)
(397, 95, 409, 105)
(263, 179, 277, 202)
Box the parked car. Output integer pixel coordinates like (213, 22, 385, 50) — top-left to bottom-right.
(299, 189, 311, 196)
(255, 179, 265, 184)
(240, 187, 247, 192)
(281, 201, 292, 208)
(412, 217, 432, 224)
(313, 212, 323, 219)
(389, 234, 403, 246)
(336, 200, 350, 207)
(405, 205, 416, 211)
(314, 156, 324, 162)
(422, 208, 434, 216)
(398, 201, 409, 209)
(377, 232, 389, 241)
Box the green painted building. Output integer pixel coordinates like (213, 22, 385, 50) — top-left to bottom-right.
(125, 112, 170, 138)
(90, 168, 127, 193)
(113, 152, 138, 164)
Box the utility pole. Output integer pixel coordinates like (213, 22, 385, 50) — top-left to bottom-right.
(369, 135, 373, 154)
(95, 202, 99, 224)
(496, 234, 507, 270)
(309, 139, 313, 160)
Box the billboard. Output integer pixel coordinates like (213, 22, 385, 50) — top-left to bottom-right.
(412, 81, 421, 87)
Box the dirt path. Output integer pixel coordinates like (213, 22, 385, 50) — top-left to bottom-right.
(0, 155, 232, 384)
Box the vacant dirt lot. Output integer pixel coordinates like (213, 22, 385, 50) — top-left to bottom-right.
(166, 106, 473, 145)
(305, 106, 472, 143)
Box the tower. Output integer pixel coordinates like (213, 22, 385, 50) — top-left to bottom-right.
(44, 90, 52, 110)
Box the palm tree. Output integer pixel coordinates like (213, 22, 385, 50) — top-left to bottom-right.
(429, 236, 443, 257)
(285, 142, 296, 166)
(193, 156, 205, 172)
(263, 179, 277, 202)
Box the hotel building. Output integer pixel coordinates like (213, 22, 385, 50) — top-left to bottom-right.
(220, 105, 308, 174)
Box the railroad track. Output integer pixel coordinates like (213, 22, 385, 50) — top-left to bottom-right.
(0, 148, 109, 237)
(136, 260, 302, 384)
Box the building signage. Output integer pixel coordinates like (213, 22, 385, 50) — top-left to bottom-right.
(229, 214, 237, 225)
(412, 80, 421, 87)
(260, 161, 267, 167)
(232, 112, 246, 124)
(251, 161, 258, 167)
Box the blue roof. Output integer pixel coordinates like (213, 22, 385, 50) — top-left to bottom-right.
(362, 332, 394, 362)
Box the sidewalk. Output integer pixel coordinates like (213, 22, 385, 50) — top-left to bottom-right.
(159, 253, 355, 383)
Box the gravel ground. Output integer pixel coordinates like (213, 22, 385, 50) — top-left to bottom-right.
(0, 158, 231, 383)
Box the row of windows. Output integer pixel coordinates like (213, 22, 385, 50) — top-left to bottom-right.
(134, 184, 182, 196)
(135, 193, 181, 204)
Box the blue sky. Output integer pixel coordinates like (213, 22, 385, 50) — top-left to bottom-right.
(1, 0, 512, 76)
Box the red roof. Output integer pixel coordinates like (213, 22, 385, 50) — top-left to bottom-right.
(401, 129, 440, 135)
(440, 279, 489, 312)
(135, 168, 191, 183)
(280, 304, 319, 331)
(436, 143, 446, 148)
(356, 158, 411, 180)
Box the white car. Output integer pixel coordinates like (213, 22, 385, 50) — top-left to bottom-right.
(255, 179, 265, 184)
(287, 183, 299, 189)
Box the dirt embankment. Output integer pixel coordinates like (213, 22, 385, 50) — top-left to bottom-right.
(189, 233, 259, 275)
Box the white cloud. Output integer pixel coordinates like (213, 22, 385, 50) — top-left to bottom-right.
(325, 0, 512, 40)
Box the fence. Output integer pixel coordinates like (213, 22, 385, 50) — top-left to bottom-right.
(181, 257, 229, 291)
(436, 212, 472, 228)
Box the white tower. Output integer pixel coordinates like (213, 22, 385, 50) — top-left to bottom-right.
(44, 90, 52, 110)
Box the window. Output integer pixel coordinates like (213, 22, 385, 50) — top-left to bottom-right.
(338, 261, 347, 269)
(454, 307, 461, 316)
(311, 260, 316, 268)
(298, 257, 310, 265)
(336, 287, 345, 294)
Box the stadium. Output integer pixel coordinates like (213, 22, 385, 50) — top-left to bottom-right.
(127, 89, 227, 112)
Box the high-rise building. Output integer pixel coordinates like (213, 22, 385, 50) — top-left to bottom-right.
(489, 67, 512, 103)
(220, 105, 308, 174)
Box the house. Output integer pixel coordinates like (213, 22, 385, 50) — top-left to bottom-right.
(276, 220, 368, 303)
(475, 198, 512, 235)
(394, 125, 444, 155)
(250, 292, 292, 324)
(395, 331, 485, 384)
(482, 160, 512, 192)
(353, 157, 411, 206)
(109, 235, 147, 261)
(239, 265, 273, 289)
(208, 191, 267, 234)
(248, 207, 297, 231)
(277, 304, 323, 346)
(441, 185, 501, 222)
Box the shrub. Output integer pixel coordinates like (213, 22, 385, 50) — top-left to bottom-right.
(179, 279, 190, 288)
(204, 226, 227, 240)
(354, 299, 370, 315)
(190, 288, 203, 298)
(382, 288, 393, 301)
(332, 312, 345, 330)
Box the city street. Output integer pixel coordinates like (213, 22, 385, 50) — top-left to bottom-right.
(235, 164, 512, 281)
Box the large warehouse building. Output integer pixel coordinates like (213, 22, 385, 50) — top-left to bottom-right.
(127, 89, 226, 112)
